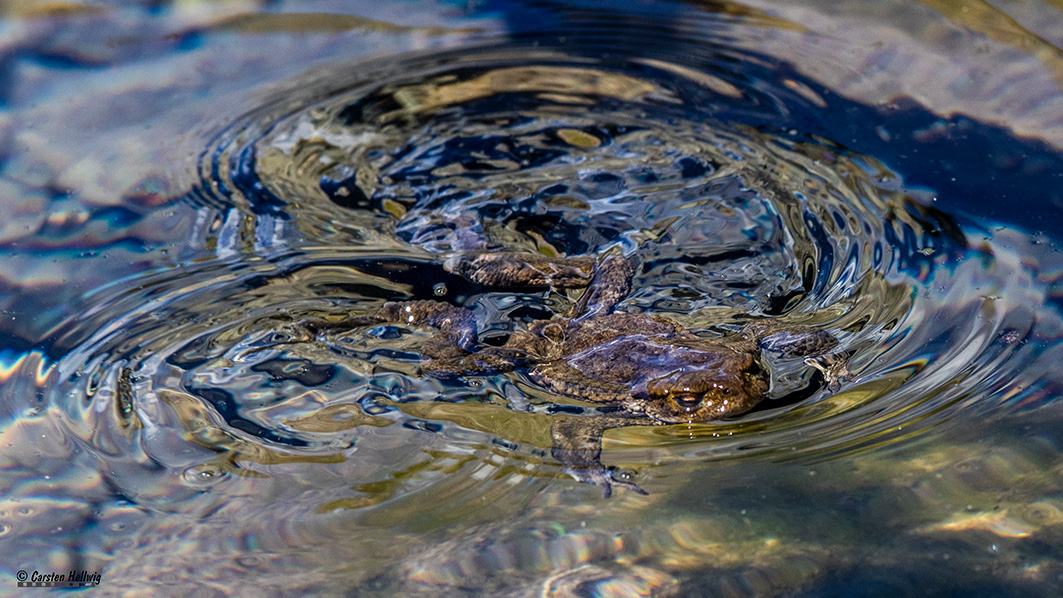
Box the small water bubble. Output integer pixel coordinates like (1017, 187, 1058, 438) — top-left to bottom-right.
(365, 575, 392, 591)
(363, 402, 392, 415)
(0, 523, 9, 535)
(236, 554, 263, 569)
(403, 419, 442, 433)
(182, 463, 229, 487)
(1000, 329, 1023, 345)
(491, 437, 518, 451)
(155, 571, 180, 584)
(433, 282, 448, 296)
(1020, 502, 1061, 526)
(269, 331, 292, 344)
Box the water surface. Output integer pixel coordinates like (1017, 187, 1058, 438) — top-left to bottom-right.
(2, 0, 1063, 596)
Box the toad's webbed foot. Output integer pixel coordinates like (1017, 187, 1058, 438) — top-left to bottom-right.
(562, 466, 648, 498)
(748, 323, 849, 390)
(804, 351, 850, 392)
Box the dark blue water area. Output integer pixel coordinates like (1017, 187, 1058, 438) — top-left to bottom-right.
(477, 0, 1063, 232)
(796, 573, 1040, 598)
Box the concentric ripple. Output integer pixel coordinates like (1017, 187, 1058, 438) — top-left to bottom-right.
(37, 42, 1063, 507)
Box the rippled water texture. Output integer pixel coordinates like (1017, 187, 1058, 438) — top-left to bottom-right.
(3, 1, 1063, 596)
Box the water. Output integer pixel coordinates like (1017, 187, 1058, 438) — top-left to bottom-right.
(3, 0, 1063, 596)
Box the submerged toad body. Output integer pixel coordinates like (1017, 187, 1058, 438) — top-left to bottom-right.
(307, 253, 843, 495)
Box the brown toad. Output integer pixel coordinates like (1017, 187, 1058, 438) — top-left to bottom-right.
(305, 253, 844, 495)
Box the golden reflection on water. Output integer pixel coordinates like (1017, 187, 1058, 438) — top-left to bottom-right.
(285, 402, 393, 433)
(388, 399, 557, 448)
(205, 12, 484, 36)
(375, 64, 665, 121)
(160, 389, 348, 469)
(0, 0, 107, 19)
(684, 0, 812, 32)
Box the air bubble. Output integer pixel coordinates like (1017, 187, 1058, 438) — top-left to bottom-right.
(182, 464, 229, 487)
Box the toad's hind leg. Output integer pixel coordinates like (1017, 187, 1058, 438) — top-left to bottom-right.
(305, 300, 478, 351)
(758, 328, 838, 357)
(421, 342, 531, 376)
(445, 252, 636, 318)
(445, 253, 596, 289)
(305, 300, 532, 375)
(569, 255, 634, 319)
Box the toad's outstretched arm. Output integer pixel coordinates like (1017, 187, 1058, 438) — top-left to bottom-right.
(551, 415, 649, 498)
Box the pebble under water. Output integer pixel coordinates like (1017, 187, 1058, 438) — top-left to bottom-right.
(3, 1, 1063, 596)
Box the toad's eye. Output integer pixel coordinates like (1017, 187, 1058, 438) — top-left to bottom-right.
(674, 394, 702, 408)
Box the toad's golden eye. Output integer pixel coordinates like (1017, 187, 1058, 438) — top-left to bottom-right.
(673, 394, 702, 408)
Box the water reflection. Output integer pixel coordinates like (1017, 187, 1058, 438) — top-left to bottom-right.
(2, 0, 1063, 596)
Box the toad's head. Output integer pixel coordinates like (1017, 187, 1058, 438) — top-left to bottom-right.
(636, 352, 768, 423)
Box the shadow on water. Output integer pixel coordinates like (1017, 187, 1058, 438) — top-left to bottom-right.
(489, 0, 1063, 227)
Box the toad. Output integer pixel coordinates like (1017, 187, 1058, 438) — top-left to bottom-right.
(304, 253, 845, 496)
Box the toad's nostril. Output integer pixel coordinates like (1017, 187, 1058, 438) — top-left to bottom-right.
(675, 394, 702, 408)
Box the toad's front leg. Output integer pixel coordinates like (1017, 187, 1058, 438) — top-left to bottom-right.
(551, 415, 649, 498)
